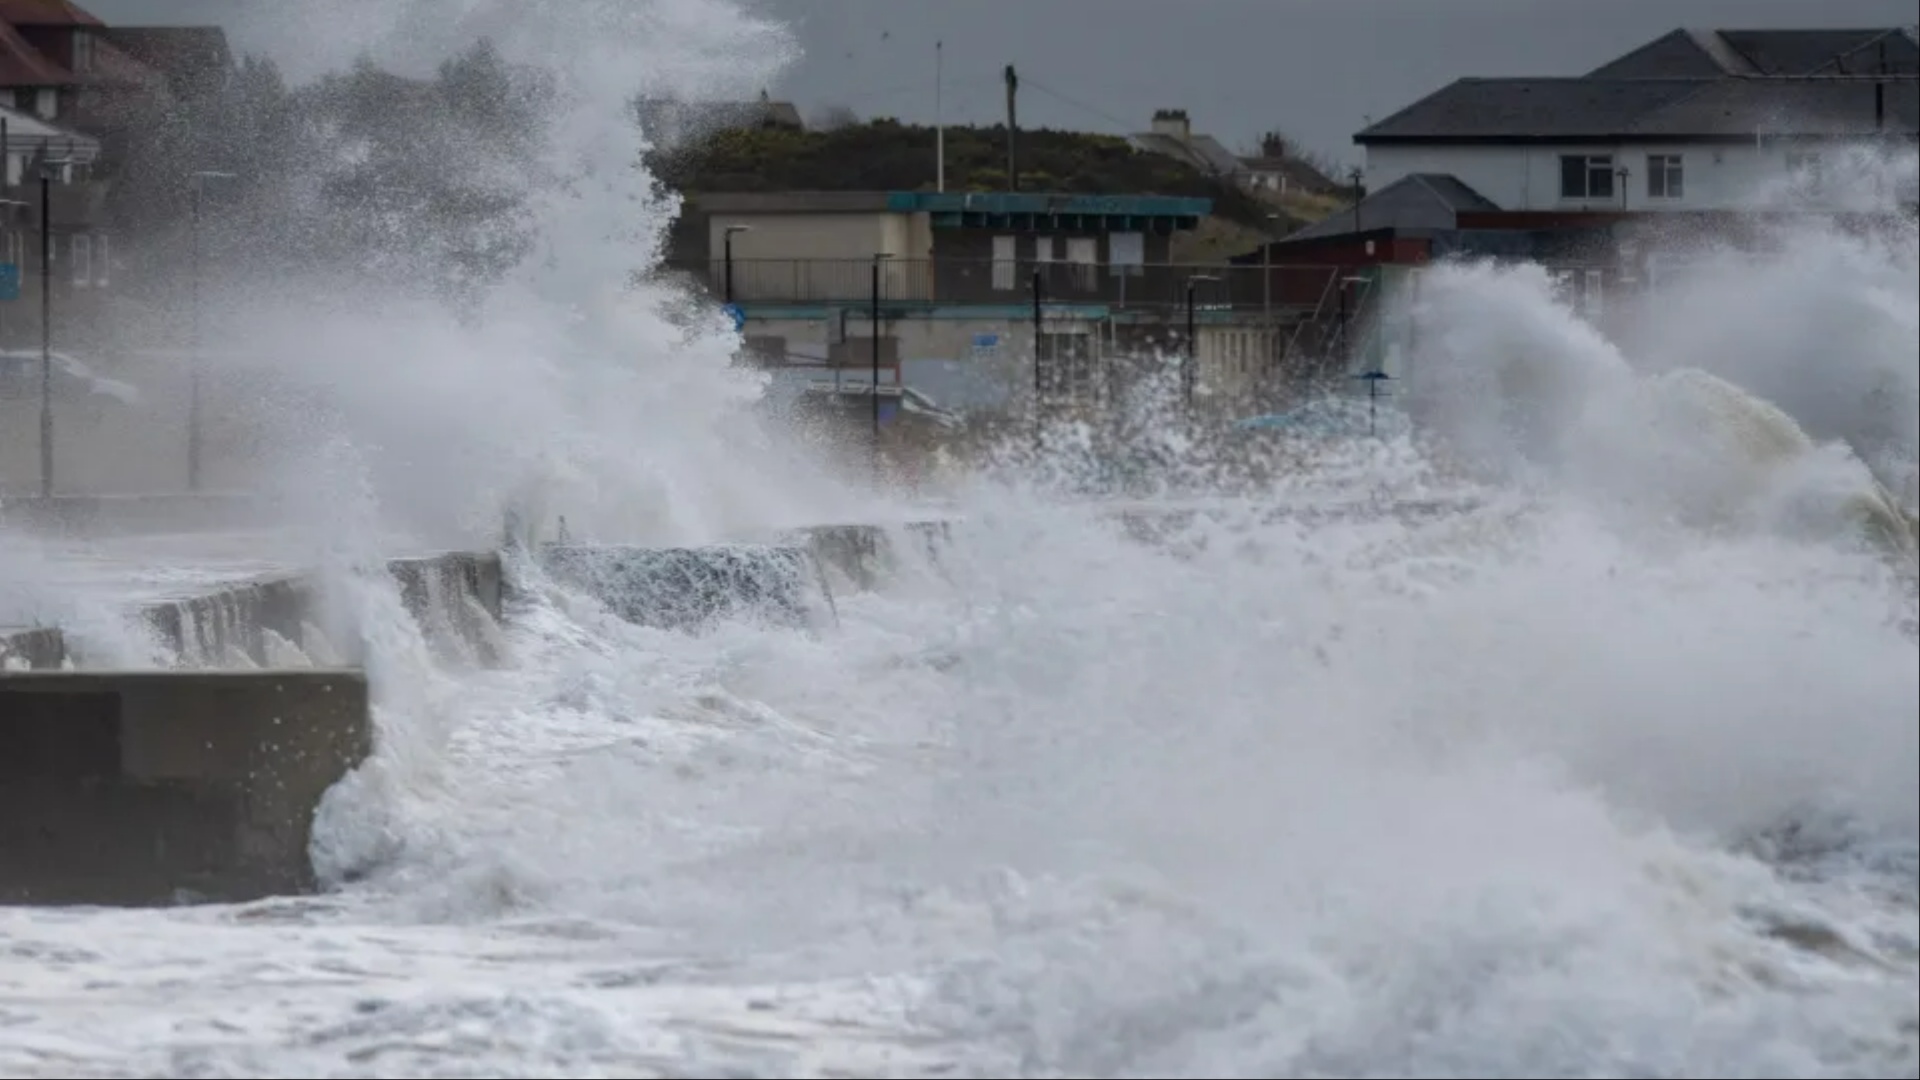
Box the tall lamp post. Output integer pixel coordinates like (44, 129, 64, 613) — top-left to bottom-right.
(869, 252, 893, 483)
(1183, 273, 1220, 410)
(37, 161, 62, 498)
(187, 169, 236, 492)
(721, 223, 751, 304)
(1030, 267, 1044, 418)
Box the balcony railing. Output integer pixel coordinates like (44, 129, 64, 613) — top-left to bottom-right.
(663, 257, 1358, 315)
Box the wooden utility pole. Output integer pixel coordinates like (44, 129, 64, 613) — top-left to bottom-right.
(1004, 64, 1019, 192)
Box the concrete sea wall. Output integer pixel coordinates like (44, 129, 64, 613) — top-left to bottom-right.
(0, 669, 371, 906)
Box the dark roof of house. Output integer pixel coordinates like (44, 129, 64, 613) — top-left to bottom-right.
(0, 17, 69, 84)
(1240, 153, 1341, 193)
(1636, 77, 1919, 137)
(0, 0, 102, 27)
(1281, 172, 1498, 244)
(1131, 130, 1244, 177)
(1357, 75, 1919, 142)
(1591, 27, 1918, 78)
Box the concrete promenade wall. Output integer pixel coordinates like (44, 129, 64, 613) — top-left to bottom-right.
(0, 669, 371, 906)
(0, 626, 65, 670)
(54, 551, 508, 671)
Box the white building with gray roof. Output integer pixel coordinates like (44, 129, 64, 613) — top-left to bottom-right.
(1352, 26, 1917, 217)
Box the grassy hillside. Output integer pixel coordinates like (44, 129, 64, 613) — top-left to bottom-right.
(653, 118, 1294, 231)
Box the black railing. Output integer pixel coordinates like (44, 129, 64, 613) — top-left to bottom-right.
(663, 256, 1355, 316)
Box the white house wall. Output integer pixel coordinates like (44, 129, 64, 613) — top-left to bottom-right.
(1365, 140, 1910, 211)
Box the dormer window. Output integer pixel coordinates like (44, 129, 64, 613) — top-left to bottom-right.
(72, 30, 93, 74)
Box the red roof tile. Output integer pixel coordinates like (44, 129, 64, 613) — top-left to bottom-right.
(0, 18, 72, 86)
(0, 0, 104, 28)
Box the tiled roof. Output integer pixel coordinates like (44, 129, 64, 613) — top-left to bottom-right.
(0, 0, 101, 27)
(1240, 153, 1342, 194)
(1357, 79, 1707, 141)
(1357, 75, 1918, 142)
(0, 100, 100, 158)
(1633, 77, 1918, 137)
(0, 17, 68, 85)
(1281, 173, 1498, 243)
(1592, 27, 1918, 78)
(1131, 131, 1244, 177)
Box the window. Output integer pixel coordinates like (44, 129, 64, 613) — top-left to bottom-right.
(70, 234, 91, 287)
(1646, 154, 1684, 200)
(1559, 154, 1615, 201)
(990, 235, 1016, 291)
(72, 30, 93, 74)
(1108, 230, 1144, 278)
(35, 88, 56, 120)
(93, 233, 108, 288)
(1065, 236, 1097, 290)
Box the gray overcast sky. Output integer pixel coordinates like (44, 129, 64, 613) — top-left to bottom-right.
(86, 0, 1917, 164)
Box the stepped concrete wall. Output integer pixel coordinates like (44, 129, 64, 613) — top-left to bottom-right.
(56, 552, 508, 671)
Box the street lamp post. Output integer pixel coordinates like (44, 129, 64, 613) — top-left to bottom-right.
(1031, 268, 1045, 452)
(870, 252, 892, 483)
(1183, 273, 1220, 409)
(187, 170, 236, 492)
(722, 224, 751, 305)
(37, 163, 57, 498)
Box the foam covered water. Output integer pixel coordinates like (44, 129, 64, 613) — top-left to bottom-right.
(3, 2, 1917, 1076)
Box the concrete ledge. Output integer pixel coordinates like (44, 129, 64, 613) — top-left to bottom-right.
(778, 521, 954, 592)
(0, 668, 370, 906)
(102, 552, 505, 670)
(540, 543, 835, 632)
(1105, 495, 1486, 547)
(135, 574, 312, 669)
(1, 626, 64, 670)
(0, 492, 279, 538)
(387, 552, 505, 665)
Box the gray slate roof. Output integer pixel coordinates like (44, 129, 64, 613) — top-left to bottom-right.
(1130, 131, 1245, 177)
(1592, 27, 1918, 78)
(1358, 75, 1919, 143)
(1282, 173, 1498, 243)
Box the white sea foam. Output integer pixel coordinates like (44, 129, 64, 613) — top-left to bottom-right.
(2, 1, 1916, 1076)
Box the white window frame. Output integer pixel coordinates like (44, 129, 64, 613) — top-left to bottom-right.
(1645, 153, 1684, 200)
(1065, 236, 1097, 290)
(990, 235, 1016, 291)
(70, 234, 91, 287)
(1559, 153, 1615, 201)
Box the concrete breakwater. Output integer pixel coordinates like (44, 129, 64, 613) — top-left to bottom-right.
(3, 551, 504, 672)
(0, 669, 370, 906)
(0, 551, 499, 908)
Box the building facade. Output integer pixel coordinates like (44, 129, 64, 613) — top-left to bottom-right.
(1357, 28, 1918, 214)
(673, 189, 1316, 412)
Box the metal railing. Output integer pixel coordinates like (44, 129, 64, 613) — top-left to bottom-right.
(663, 256, 1359, 316)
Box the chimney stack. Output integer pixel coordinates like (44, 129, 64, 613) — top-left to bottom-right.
(1150, 108, 1191, 142)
